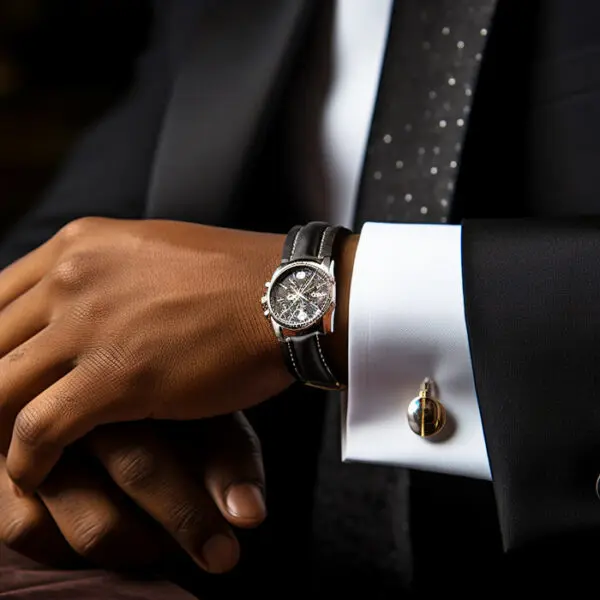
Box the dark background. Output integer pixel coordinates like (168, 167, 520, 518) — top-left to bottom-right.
(0, 0, 151, 235)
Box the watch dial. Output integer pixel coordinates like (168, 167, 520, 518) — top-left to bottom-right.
(269, 265, 333, 329)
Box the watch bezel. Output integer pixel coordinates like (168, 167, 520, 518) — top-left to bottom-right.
(265, 260, 335, 331)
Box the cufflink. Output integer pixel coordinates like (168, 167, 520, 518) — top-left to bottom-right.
(407, 378, 447, 438)
(596, 474, 600, 500)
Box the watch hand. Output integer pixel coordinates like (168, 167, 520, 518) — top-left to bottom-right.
(299, 271, 317, 296)
(297, 293, 320, 310)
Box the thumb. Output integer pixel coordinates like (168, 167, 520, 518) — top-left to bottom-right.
(200, 412, 267, 529)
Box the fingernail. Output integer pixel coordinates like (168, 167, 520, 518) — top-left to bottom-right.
(201, 533, 239, 574)
(225, 483, 266, 521)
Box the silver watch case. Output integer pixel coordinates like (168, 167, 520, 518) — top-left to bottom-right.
(260, 259, 337, 341)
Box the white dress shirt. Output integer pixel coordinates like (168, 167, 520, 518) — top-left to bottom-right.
(319, 0, 491, 480)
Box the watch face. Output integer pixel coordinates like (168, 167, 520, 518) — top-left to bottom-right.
(268, 263, 334, 329)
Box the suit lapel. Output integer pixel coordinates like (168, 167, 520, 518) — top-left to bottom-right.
(146, 0, 315, 222)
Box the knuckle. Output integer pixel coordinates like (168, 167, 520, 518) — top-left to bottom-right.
(58, 217, 99, 243)
(112, 446, 159, 490)
(50, 252, 95, 290)
(169, 501, 210, 538)
(13, 408, 44, 448)
(84, 345, 151, 395)
(2, 515, 40, 550)
(70, 514, 119, 558)
(67, 299, 105, 326)
(86, 345, 131, 378)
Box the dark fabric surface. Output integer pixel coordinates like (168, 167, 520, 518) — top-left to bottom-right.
(0, 546, 196, 599)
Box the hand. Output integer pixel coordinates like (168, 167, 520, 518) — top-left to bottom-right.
(0, 413, 266, 574)
(0, 217, 293, 492)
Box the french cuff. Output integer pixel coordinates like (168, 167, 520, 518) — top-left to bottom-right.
(342, 222, 491, 480)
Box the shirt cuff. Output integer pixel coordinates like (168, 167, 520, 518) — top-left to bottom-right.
(342, 222, 491, 480)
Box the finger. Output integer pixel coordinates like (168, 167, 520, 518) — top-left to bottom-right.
(38, 446, 166, 568)
(6, 364, 140, 493)
(0, 455, 74, 566)
(0, 237, 57, 311)
(88, 422, 240, 574)
(194, 414, 266, 529)
(0, 327, 73, 453)
(0, 282, 51, 358)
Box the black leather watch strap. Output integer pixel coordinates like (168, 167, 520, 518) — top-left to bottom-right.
(278, 222, 351, 390)
(284, 334, 341, 390)
(282, 222, 324, 262)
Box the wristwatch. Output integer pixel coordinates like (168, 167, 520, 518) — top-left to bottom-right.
(261, 222, 351, 391)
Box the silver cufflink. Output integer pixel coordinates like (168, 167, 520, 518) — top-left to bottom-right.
(407, 378, 447, 438)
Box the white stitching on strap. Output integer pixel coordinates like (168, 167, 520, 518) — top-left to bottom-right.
(317, 227, 329, 259)
(286, 340, 303, 381)
(315, 335, 340, 387)
(290, 228, 302, 260)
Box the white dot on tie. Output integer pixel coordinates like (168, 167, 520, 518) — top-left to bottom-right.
(430, 167, 438, 175)
(383, 134, 392, 143)
(429, 90, 437, 99)
(374, 171, 382, 180)
(439, 120, 447, 128)
(441, 216, 448, 223)
(455, 143, 462, 152)
(420, 206, 429, 215)
(480, 28, 488, 36)
(447, 181, 455, 191)
(443, 101, 451, 111)
(423, 41, 432, 50)
(433, 146, 441, 155)
(475, 53, 482, 61)
(457, 41, 465, 49)
(442, 27, 450, 35)
(450, 161, 458, 168)
(396, 160, 404, 169)
(448, 77, 456, 86)
(441, 198, 449, 207)
(405, 193, 413, 202)
(418, 147, 426, 155)
(465, 88, 473, 97)
(405, 123, 413, 132)
(463, 105, 471, 115)
(457, 118, 465, 127)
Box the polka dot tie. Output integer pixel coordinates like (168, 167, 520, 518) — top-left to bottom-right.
(354, 0, 498, 226)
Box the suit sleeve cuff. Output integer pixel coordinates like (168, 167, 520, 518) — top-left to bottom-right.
(342, 222, 491, 480)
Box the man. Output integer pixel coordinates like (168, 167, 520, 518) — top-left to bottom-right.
(1, 0, 598, 597)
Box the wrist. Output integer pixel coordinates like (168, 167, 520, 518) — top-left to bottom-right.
(322, 233, 359, 387)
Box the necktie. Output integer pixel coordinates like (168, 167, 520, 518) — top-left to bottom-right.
(313, 0, 498, 593)
(355, 0, 497, 226)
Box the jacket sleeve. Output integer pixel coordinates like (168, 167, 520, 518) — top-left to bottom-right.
(462, 218, 600, 554)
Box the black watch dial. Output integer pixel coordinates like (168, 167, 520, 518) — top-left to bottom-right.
(268, 263, 334, 329)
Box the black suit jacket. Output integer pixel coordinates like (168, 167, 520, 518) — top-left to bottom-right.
(2, 0, 600, 595)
